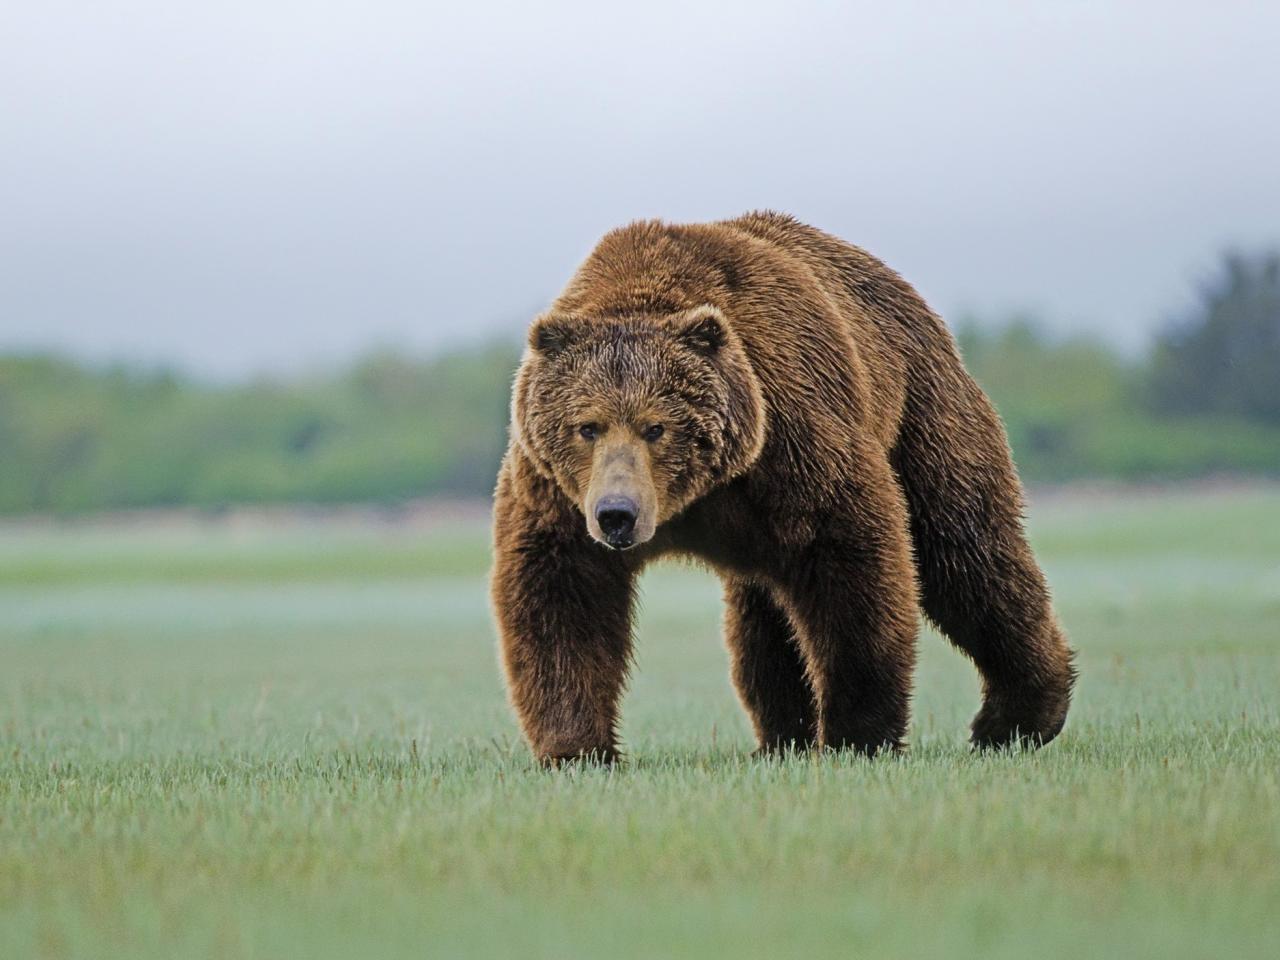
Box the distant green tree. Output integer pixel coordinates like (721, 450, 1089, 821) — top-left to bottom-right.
(956, 316, 1280, 481)
(956, 316, 1136, 476)
(1148, 251, 1280, 424)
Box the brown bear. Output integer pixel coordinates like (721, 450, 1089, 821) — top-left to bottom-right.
(491, 211, 1075, 763)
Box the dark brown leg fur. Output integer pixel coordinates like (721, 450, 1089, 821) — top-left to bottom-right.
(723, 578, 816, 753)
(774, 465, 919, 755)
(892, 377, 1076, 748)
(491, 490, 635, 764)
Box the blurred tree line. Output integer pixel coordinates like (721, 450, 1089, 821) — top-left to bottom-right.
(958, 249, 1280, 481)
(1, 251, 1277, 514)
(0, 346, 517, 513)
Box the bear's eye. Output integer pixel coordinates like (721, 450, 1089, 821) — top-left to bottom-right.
(642, 424, 665, 442)
(578, 423, 599, 441)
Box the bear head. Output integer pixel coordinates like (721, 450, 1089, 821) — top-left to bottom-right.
(512, 303, 766, 550)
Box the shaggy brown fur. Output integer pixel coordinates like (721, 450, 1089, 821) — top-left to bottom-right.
(491, 212, 1076, 763)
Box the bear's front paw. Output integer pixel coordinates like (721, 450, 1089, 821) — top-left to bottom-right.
(537, 744, 619, 768)
(752, 735, 816, 759)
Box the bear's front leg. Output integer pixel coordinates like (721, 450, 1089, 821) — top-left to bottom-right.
(491, 478, 635, 764)
(775, 477, 920, 755)
(723, 578, 817, 753)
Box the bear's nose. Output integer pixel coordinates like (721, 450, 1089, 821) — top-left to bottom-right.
(595, 496, 638, 547)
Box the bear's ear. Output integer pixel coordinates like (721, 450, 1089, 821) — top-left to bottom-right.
(529, 314, 576, 355)
(678, 309, 727, 356)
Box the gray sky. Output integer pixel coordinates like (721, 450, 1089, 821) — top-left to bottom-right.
(2, 1, 1277, 377)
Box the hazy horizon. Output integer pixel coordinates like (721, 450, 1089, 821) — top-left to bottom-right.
(3, 2, 1278, 378)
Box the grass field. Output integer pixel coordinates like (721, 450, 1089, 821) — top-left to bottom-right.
(2, 487, 1278, 958)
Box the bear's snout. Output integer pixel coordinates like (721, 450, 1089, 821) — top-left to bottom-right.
(594, 496, 638, 548)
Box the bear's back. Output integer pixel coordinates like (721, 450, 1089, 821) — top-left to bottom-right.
(555, 213, 960, 446)
(722, 211, 948, 364)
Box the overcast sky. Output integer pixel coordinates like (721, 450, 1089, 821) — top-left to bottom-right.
(2, 1, 1277, 377)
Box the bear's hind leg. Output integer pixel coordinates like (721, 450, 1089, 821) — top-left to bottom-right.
(723, 578, 817, 753)
(892, 380, 1076, 748)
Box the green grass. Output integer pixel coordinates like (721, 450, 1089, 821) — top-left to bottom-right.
(2, 487, 1279, 959)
